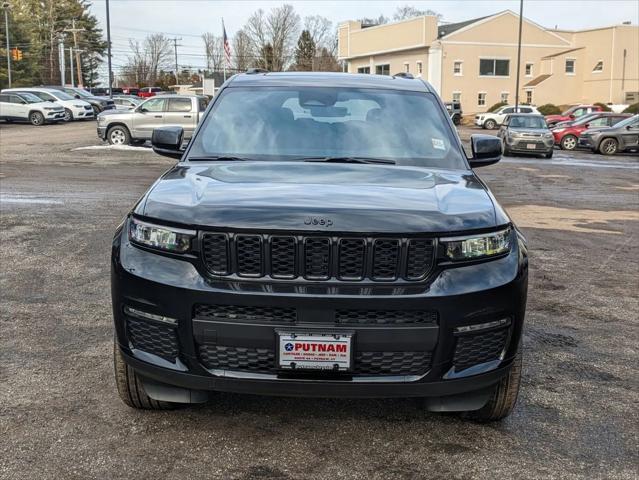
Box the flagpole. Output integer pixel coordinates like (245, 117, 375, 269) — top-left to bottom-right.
(222, 18, 227, 83)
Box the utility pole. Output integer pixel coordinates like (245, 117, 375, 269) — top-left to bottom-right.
(2, 2, 11, 88)
(58, 36, 65, 85)
(105, 0, 113, 98)
(172, 37, 182, 85)
(65, 19, 85, 87)
(69, 47, 75, 87)
(514, 0, 524, 110)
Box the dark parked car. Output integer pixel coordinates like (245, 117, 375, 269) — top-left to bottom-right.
(112, 72, 528, 422)
(578, 114, 639, 154)
(45, 86, 115, 113)
(445, 101, 462, 125)
(498, 114, 554, 158)
(551, 112, 631, 150)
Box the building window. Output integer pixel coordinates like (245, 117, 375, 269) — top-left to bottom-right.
(501, 92, 509, 103)
(417, 61, 423, 75)
(479, 58, 510, 77)
(404, 63, 410, 73)
(453, 61, 463, 76)
(452, 92, 461, 102)
(357, 66, 370, 74)
(565, 59, 575, 74)
(478, 92, 486, 106)
(525, 63, 533, 76)
(592, 60, 603, 73)
(526, 90, 533, 104)
(375, 64, 390, 76)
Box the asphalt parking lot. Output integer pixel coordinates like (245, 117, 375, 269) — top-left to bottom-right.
(1, 120, 638, 479)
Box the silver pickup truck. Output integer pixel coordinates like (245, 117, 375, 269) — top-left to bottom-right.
(97, 94, 209, 145)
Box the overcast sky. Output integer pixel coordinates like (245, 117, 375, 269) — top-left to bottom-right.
(88, 0, 639, 77)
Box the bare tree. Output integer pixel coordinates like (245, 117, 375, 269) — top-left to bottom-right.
(304, 15, 332, 51)
(243, 4, 300, 71)
(202, 33, 225, 71)
(144, 34, 173, 84)
(393, 5, 442, 21)
(232, 29, 252, 72)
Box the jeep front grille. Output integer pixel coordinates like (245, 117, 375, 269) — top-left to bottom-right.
(201, 232, 435, 283)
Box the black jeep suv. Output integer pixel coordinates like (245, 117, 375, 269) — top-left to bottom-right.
(112, 72, 528, 421)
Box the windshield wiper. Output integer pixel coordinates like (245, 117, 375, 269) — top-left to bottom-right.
(300, 156, 396, 165)
(187, 155, 251, 162)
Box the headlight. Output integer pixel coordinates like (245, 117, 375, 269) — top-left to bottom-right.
(43, 107, 56, 111)
(552, 128, 565, 133)
(74, 104, 84, 108)
(441, 228, 511, 261)
(544, 132, 554, 138)
(129, 218, 195, 253)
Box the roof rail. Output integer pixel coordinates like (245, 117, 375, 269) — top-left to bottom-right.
(246, 68, 269, 74)
(393, 72, 414, 79)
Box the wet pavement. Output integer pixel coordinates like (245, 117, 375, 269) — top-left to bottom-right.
(1, 121, 638, 479)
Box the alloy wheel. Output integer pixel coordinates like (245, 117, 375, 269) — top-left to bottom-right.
(601, 139, 618, 155)
(561, 135, 577, 150)
(63, 109, 72, 122)
(30, 112, 44, 126)
(110, 129, 126, 145)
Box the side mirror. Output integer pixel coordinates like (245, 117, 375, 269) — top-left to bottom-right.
(75, 94, 81, 99)
(569, 114, 575, 119)
(584, 123, 590, 128)
(152, 126, 184, 159)
(469, 134, 501, 168)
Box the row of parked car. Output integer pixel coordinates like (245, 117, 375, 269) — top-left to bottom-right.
(474, 103, 638, 156)
(0, 86, 147, 126)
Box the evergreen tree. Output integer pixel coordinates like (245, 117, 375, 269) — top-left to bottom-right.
(293, 30, 316, 71)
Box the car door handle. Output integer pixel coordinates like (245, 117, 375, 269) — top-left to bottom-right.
(183, 115, 192, 118)
(154, 115, 162, 118)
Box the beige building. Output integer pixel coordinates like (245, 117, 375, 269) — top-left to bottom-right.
(338, 11, 639, 114)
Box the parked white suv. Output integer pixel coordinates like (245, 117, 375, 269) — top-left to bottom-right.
(0, 91, 65, 125)
(475, 105, 540, 129)
(2, 87, 94, 121)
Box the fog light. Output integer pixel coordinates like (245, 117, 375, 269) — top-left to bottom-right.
(455, 317, 510, 333)
(124, 306, 177, 325)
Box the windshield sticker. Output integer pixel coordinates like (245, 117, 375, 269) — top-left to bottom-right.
(432, 138, 446, 150)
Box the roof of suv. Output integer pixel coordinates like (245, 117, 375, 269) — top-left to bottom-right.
(228, 72, 434, 93)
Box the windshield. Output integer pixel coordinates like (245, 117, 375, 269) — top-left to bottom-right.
(188, 87, 466, 169)
(572, 113, 598, 125)
(49, 90, 75, 101)
(70, 88, 91, 98)
(613, 115, 638, 128)
(509, 116, 547, 129)
(20, 92, 45, 103)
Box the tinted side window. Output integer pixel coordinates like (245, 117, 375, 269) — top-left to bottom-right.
(503, 107, 514, 114)
(167, 98, 192, 112)
(9, 95, 25, 104)
(0, 94, 9, 103)
(520, 107, 532, 113)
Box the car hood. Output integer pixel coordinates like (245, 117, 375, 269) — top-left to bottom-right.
(581, 126, 612, 136)
(137, 162, 500, 233)
(509, 127, 550, 135)
(545, 114, 569, 123)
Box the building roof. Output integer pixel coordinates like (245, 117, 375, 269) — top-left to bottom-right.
(229, 72, 433, 92)
(524, 74, 552, 87)
(437, 15, 491, 38)
(541, 47, 584, 59)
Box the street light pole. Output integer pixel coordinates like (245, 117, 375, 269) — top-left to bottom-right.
(105, 0, 113, 98)
(3, 2, 11, 88)
(514, 0, 524, 110)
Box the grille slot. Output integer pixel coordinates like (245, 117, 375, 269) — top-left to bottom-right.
(372, 239, 400, 279)
(127, 317, 178, 361)
(335, 309, 437, 325)
(338, 239, 366, 280)
(202, 233, 229, 274)
(406, 239, 434, 279)
(236, 235, 262, 276)
(271, 236, 296, 277)
(200, 232, 436, 283)
(304, 237, 330, 279)
(194, 304, 297, 323)
(197, 345, 432, 376)
(453, 328, 509, 371)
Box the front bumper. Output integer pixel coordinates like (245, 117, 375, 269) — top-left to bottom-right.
(578, 136, 596, 149)
(112, 224, 528, 400)
(97, 126, 107, 140)
(72, 107, 94, 119)
(506, 137, 554, 153)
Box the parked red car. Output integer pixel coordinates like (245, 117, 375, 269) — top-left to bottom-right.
(138, 87, 163, 98)
(545, 104, 604, 127)
(551, 112, 631, 150)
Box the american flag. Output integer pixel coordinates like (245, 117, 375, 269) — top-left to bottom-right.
(222, 20, 231, 67)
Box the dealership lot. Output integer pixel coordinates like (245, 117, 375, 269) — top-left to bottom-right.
(1, 121, 638, 479)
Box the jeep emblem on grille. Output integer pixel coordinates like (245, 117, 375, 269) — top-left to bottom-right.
(304, 216, 333, 227)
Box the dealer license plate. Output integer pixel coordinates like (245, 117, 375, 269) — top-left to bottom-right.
(526, 143, 537, 150)
(278, 332, 352, 371)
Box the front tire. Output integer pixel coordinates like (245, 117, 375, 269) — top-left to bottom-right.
(560, 134, 577, 150)
(107, 125, 131, 145)
(29, 111, 45, 126)
(544, 149, 553, 159)
(63, 108, 73, 122)
(463, 344, 522, 422)
(484, 119, 497, 130)
(113, 342, 176, 410)
(598, 138, 618, 155)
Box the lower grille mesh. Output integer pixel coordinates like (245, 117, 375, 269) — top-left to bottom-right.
(453, 328, 509, 371)
(194, 304, 297, 323)
(127, 317, 178, 361)
(335, 309, 437, 325)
